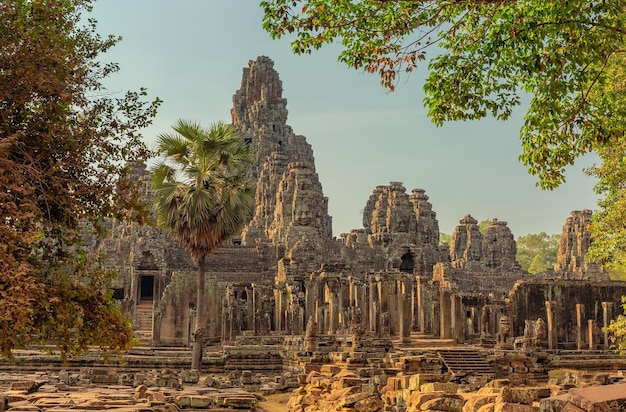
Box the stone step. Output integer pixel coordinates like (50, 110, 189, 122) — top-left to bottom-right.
(133, 302, 154, 346)
(437, 349, 494, 377)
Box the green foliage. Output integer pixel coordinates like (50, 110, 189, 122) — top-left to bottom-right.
(586, 52, 626, 268)
(0, 0, 160, 359)
(261, 0, 626, 190)
(439, 232, 451, 245)
(477, 219, 491, 235)
(605, 296, 626, 354)
(151, 120, 255, 263)
(603, 263, 626, 281)
(516, 232, 559, 274)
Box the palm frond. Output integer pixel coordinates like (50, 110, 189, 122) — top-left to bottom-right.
(150, 162, 177, 187)
(151, 119, 255, 264)
(155, 132, 189, 162)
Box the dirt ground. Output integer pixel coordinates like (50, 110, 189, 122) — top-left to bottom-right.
(256, 392, 291, 412)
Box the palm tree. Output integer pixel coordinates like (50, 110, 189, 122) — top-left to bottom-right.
(151, 119, 254, 370)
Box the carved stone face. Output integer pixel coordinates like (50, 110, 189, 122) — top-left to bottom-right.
(295, 207, 312, 225)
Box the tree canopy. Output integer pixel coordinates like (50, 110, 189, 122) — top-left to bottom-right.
(151, 120, 255, 369)
(0, 0, 160, 358)
(261, 0, 626, 191)
(516, 232, 559, 274)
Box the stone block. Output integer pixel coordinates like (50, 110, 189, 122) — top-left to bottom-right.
(4, 392, 28, 403)
(354, 395, 384, 412)
(134, 384, 148, 400)
(463, 395, 497, 412)
(566, 382, 626, 411)
(321, 364, 342, 376)
(338, 377, 363, 390)
(306, 370, 322, 383)
(327, 386, 360, 402)
(485, 380, 510, 389)
(9, 381, 38, 393)
(492, 403, 535, 412)
(420, 395, 465, 411)
(241, 370, 253, 384)
(174, 395, 212, 408)
(496, 387, 537, 405)
(218, 396, 258, 409)
(338, 392, 371, 408)
(387, 377, 404, 391)
(406, 391, 445, 408)
(420, 382, 459, 394)
(179, 369, 199, 384)
(407, 375, 422, 391)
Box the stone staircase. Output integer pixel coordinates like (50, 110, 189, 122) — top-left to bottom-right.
(436, 348, 494, 377)
(133, 301, 154, 347)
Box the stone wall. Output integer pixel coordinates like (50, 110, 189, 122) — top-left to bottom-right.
(510, 279, 626, 349)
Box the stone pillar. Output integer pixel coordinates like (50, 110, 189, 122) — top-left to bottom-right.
(588, 319, 596, 350)
(398, 281, 406, 343)
(440, 289, 452, 340)
(451, 294, 464, 344)
(576, 304, 585, 351)
(602, 302, 614, 349)
(545, 301, 557, 350)
(369, 278, 377, 333)
(416, 276, 425, 333)
(274, 289, 282, 332)
(251, 284, 257, 335)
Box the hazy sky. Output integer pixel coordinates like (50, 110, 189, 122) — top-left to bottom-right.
(92, 0, 599, 237)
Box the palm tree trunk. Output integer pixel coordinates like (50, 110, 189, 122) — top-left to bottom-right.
(191, 258, 205, 371)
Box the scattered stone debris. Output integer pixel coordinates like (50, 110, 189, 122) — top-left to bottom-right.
(0, 370, 269, 412)
(284, 366, 625, 412)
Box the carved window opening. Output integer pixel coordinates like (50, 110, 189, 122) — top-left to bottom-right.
(400, 251, 414, 273)
(140, 275, 154, 301)
(233, 239, 242, 246)
(244, 137, 252, 146)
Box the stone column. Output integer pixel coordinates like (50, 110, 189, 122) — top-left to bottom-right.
(416, 276, 425, 333)
(545, 301, 557, 350)
(398, 281, 406, 343)
(588, 319, 596, 350)
(251, 284, 257, 335)
(369, 278, 376, 333)
(451, 294, 464, 344)
(440, 289, 452, 340)
(325, 282, 340, 335)
(274, 289, 282, 332)
(602, 302, 614, 349)
(576, 304, 585, 351)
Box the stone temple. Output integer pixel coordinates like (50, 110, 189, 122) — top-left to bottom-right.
(91, 56, 626, 373)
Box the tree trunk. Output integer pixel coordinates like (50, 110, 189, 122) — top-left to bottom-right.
(191, 258, 206, 371)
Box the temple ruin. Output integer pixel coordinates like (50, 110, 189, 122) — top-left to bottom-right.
(91, 56, 626, 374)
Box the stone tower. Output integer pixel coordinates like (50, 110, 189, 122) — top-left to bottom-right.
(236, 57, 332, 263)
(450, 215, 483, 269)
(481, 219, 518, 271)
(554, 210, 606, 279)
(361, 182, 441, 275)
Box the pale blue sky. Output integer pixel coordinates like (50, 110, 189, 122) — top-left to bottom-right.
(92, 0, 599, 237)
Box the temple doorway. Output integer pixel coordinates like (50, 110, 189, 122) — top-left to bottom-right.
(140, 275, 155, 301)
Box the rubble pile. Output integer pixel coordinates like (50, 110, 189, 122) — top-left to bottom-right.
(0, 370, 265, 412)
(285, 367, 626, 412)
